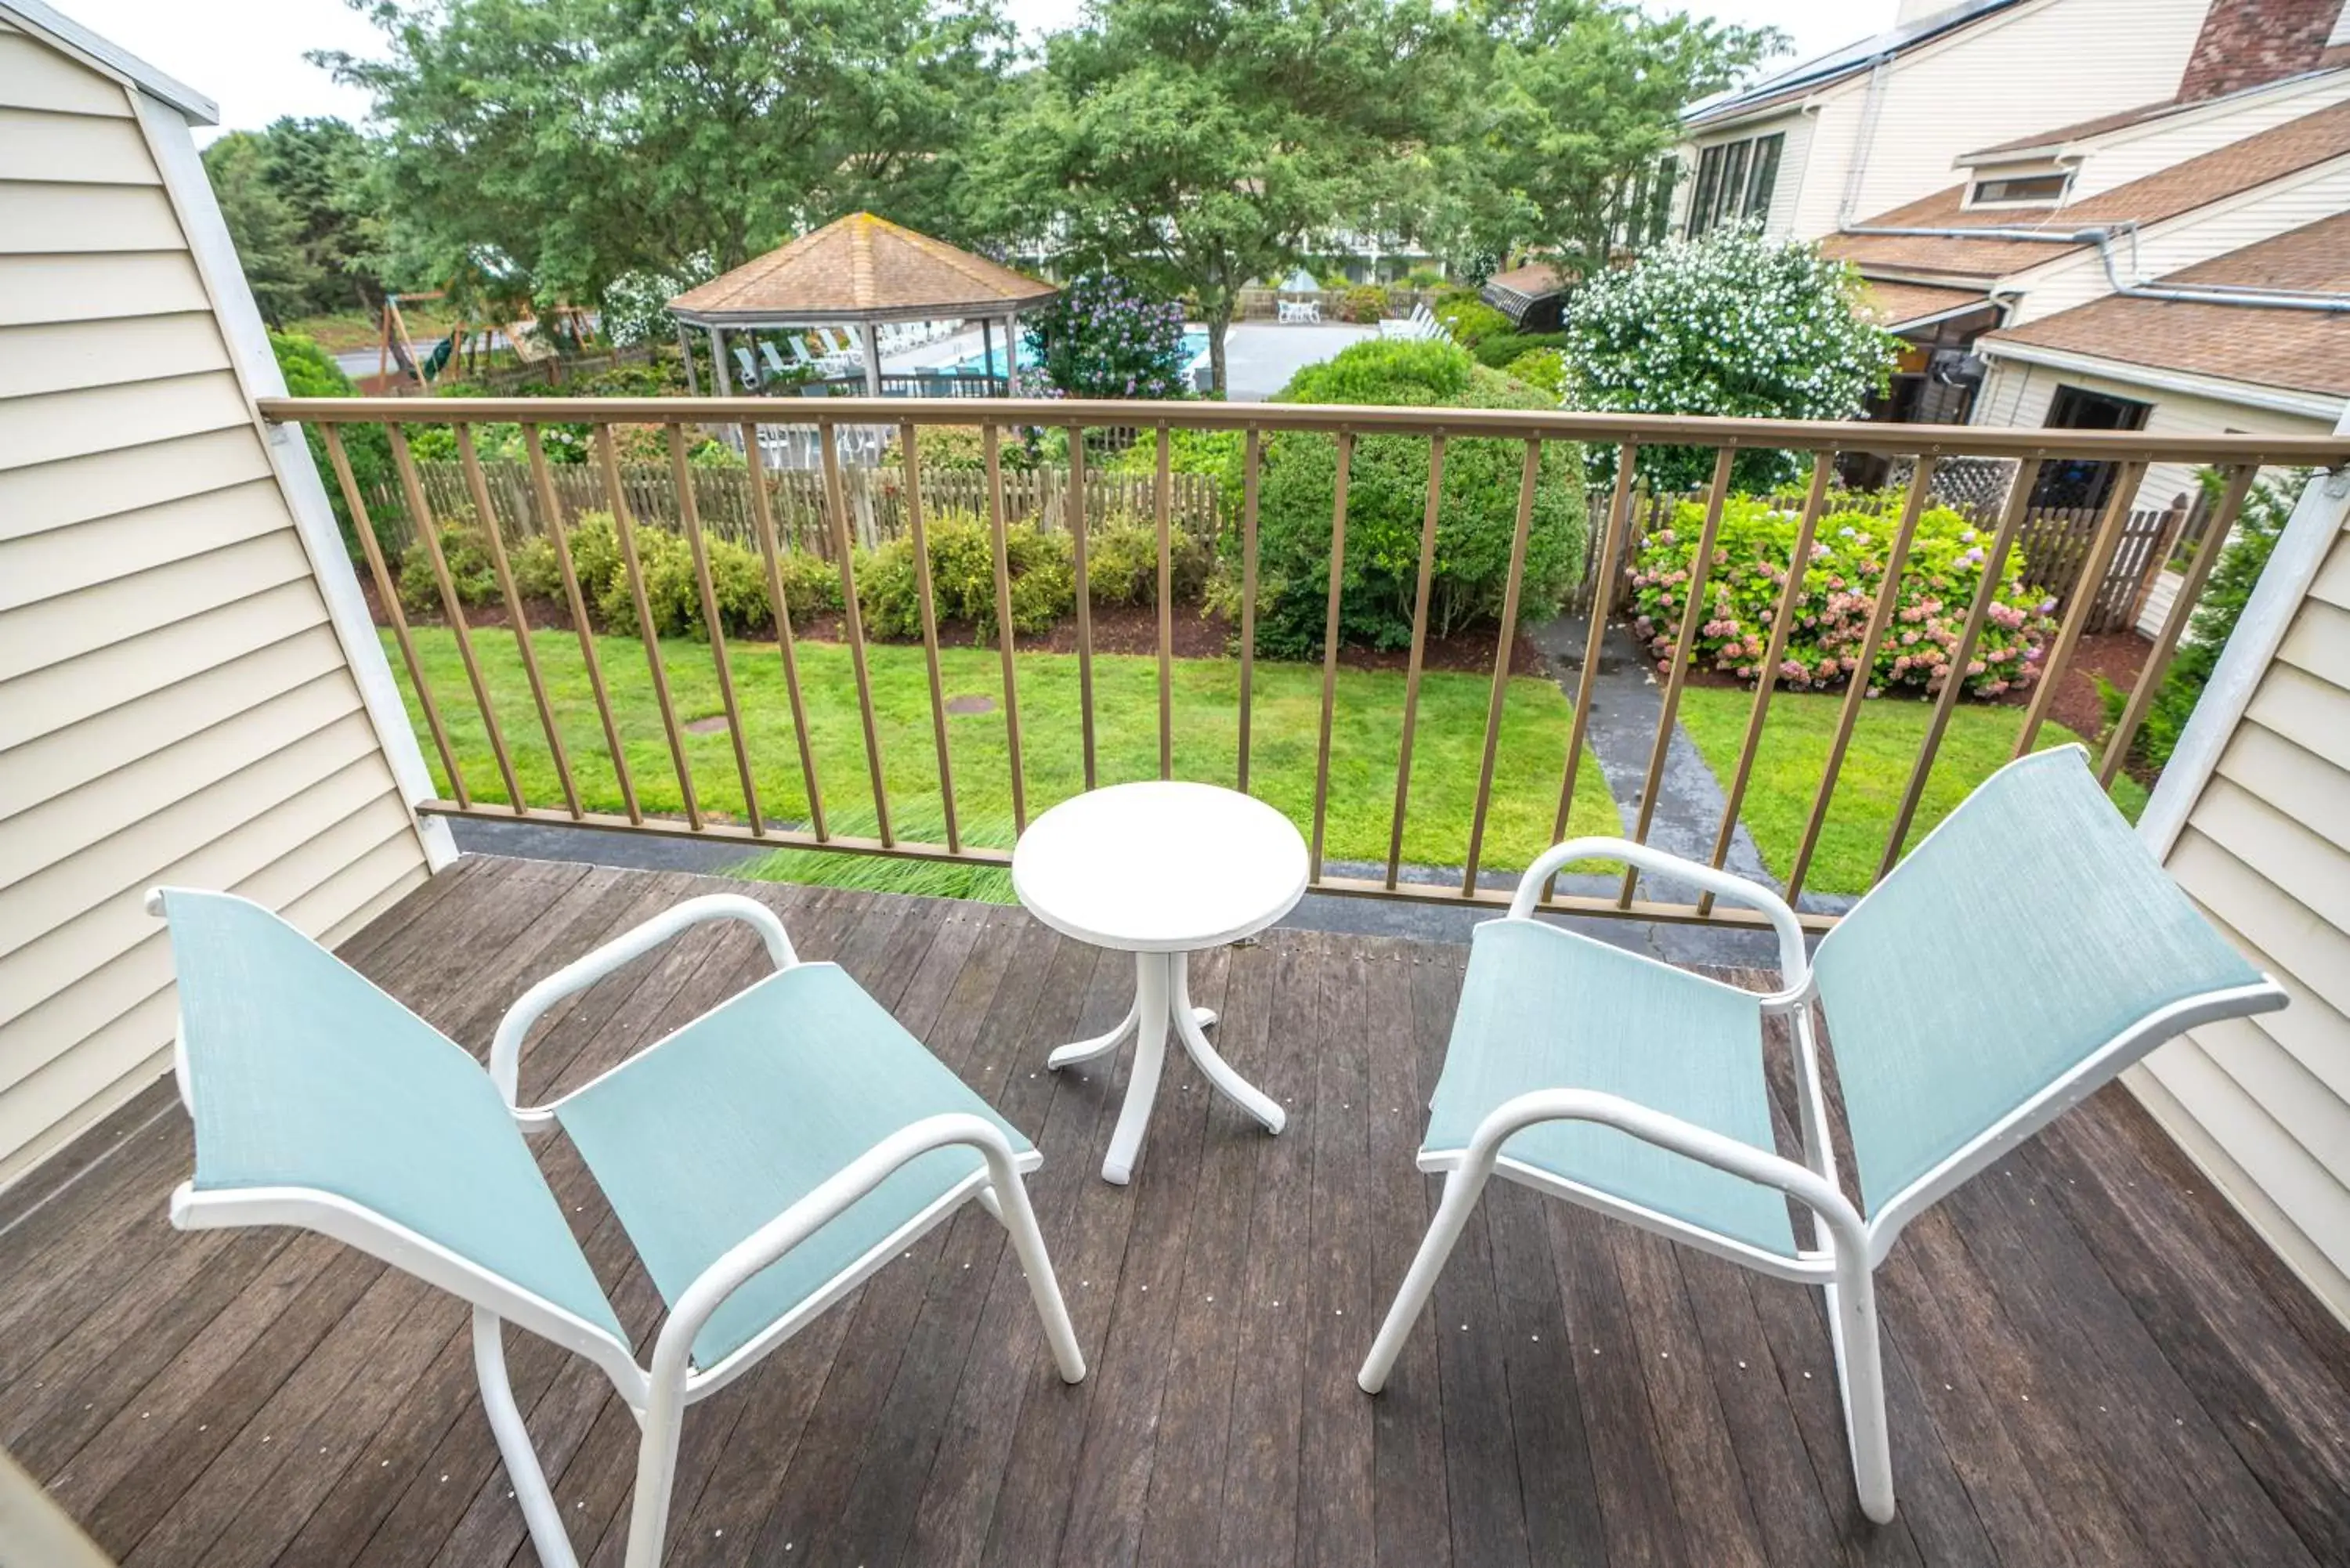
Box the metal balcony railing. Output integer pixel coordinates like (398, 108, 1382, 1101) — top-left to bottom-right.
(258, 395, 2350, 930)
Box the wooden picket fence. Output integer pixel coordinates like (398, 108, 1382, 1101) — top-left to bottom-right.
(370, 459, 1224, 557)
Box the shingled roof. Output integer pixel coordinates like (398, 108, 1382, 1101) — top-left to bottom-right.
(668, 212, 1058, 326)
(1825, 98, 2350, 280)
(1980, 210, 2350, 399)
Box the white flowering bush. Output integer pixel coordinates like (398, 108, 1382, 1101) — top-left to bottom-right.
(599, 252, 717, 346)
(1629, 494, 2055, 698)
(1563, 227, 1900, 491)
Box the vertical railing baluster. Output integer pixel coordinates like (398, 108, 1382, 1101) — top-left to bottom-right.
(901, 421, 960, 851)
(1308, 430, 1356, 880)
(2099, 464, 2255, 786)
(1066, 424, 1096, 791)
(1784, 457, 1940, 905)
(1386, 434, 1449, 891)
(983, 424, 1028, 832)
(594, 423, 702, 829)
(1875, 457, 2045, 879)
(324, 424, 468, 807)
(820, 419, 891, 844)
(738, 423, 823, 839)
(1238, 425, 1262, 794)
(1155, 421, 1173, 779)
(389, 423, 526, 812)
(1543, 443, 1636, 905)
(1694, 451, 1832, 916)
(459, 425, 579, 818)
(1617, 447, 1734, 908)
(671, 424, 763, 833)
(1462, 438, 1540, 895)
(2014, 461, 2149, 759)
(524, 425, 637, 822)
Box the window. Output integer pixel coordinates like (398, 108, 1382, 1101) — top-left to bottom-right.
(1687, 132, 1785, 237)
(1969, 172, 2070, 206)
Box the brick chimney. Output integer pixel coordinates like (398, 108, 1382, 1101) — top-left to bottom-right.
(2177, 0, 2347, 101)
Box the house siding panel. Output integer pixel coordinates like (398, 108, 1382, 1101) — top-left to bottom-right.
(0, 26, 430, 1187)
(2138, 506, 2350, 1324)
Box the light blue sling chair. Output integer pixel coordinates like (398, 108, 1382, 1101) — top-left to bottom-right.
(1358, 746, 2287, 1523)
(152, 890, 1086, 1568)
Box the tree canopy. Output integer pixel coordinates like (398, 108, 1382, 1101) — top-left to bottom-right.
(202, 117, 386, 322)
(316, 0, 1014, 308)
(974, 0, 1460, 393)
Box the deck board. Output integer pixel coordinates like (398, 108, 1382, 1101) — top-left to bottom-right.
(3, 854, 2348, 1568)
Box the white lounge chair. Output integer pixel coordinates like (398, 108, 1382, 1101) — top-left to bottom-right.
(730, 344, 762, 390)
(758, 341, 790, 379)
(1358, 747, 2284, 1523)
(154, 888, 1085, 1568)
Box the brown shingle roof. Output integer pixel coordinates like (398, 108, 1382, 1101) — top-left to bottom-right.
(1824, 98, 2350, 280)
(1858, 279, 1993, 329)
(668, 213, 1058, 324)
(1979, 211, 2350, 397)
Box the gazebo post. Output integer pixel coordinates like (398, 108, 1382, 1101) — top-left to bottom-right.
(859, 322, 884, 397)
(979, 316, 995, 395)
(675, 322, 700, 396)
(710, 325, 732, 396)
(1004, 313, 1021, 397)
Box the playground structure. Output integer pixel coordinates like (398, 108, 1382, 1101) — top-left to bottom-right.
(374, 290, 600, 392)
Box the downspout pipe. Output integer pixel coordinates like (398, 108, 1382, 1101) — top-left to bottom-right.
(1838, 220, 2350, 313)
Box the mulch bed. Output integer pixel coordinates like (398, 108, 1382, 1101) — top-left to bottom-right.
(363, 580, 1551, 678)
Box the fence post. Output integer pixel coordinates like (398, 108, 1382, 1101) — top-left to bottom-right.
(2127, 492, 2196, 630)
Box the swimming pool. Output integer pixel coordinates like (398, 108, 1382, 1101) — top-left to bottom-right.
(950, 327, 1213, 380)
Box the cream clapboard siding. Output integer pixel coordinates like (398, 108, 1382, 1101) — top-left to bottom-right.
(0, 25, 432, 1187)
(2003, 157, 2350, 327)
(1971, 353, 2335, 511)
(2135, 511, 2350, 1321)
(2063, 70, 2350, 201)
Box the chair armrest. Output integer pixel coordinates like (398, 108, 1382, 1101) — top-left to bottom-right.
(1509, 838, 1812, 1004)
(1462, 1087, 1864, 1253)
(491, 894, 795, 1126)
(649, 1111, 1021, 1394)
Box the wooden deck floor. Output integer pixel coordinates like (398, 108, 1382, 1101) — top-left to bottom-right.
(5, 854, 2349, 1567)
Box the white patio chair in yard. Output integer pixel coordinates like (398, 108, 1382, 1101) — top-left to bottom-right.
(152, 889, 1085, 1568)
(1358, 746, 2283, 1523)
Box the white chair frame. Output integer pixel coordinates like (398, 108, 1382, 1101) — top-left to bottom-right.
(1355, 839, 2282, 1524)
(164, 893, 1085, 1568)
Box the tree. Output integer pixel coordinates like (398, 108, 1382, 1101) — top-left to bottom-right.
(203, 133, 318, 325)
(253, 117, 390, 312)
(1560, 226, 1900, 490)
(317, 0, 1013, 313)
(978, 0, 1459, 396)
(1437, 0, 1780, 280)
(1023, 273, 1191, 399)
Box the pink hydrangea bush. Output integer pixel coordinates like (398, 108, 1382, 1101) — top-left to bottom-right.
(1627, 494, 2055, 697)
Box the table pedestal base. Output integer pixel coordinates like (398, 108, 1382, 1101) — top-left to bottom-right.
(1047, 949, 1285, 1184)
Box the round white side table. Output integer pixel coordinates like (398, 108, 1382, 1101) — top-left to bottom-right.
(1011, 781, 1307, 1184)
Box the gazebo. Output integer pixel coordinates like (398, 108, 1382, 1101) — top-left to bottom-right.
(666, 211, 1060, 398)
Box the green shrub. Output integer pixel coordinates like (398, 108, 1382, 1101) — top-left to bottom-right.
(1472, 331, 1566, 369)
(1403, 264, 1444, 289)
(271, 329, 402, 558)
(509, 534, 565, 600)
(1247, 340, 1585, 656)
(395, 515, 499, 618)
(1341, 284, 1390, 324)
(2100, 468, 2305, 768)
(1502, 348, 1566, 397)
(1084, 514, 1213, 605)
(855, 511, 1075, 641)
(557, 510, 779, 640)
(1103, 425, 1244, 479)
(1629, 493, 2054, 698)
(777, 549, 844, 619)
(1434, 296, 1511, 347)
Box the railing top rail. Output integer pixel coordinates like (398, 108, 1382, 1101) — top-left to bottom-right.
(256, 396, 2350, 466)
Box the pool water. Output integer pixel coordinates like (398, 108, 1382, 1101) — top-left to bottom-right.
(950, 327, 1212, 379)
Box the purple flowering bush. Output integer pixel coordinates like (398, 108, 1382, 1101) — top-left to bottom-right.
(1023, 273, 1191, 400)
(1629, 494, 2055, 698)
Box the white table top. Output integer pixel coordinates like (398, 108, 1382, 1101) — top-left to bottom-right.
(1011, 782, 1311, 952)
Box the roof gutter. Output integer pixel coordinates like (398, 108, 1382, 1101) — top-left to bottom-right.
(1839, 219, 2350, 314)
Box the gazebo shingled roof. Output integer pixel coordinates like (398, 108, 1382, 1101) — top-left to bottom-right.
(667, 211, 1058, 327)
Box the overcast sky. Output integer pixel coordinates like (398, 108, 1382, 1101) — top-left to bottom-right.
(48, 0, 1896, 142)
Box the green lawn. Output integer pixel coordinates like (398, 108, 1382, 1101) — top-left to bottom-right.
(386, 627, 1625, 898)
(1673, 685, 2146, 898)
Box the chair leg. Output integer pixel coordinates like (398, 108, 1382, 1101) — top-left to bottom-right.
(1827, 1255, 1896, 1523)
(620, 1360, 692, 1568)
(1358, 1164, 1487, 1393)
(473, 1309, 580, 1568)
(989, 1170, 1088, 1383)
